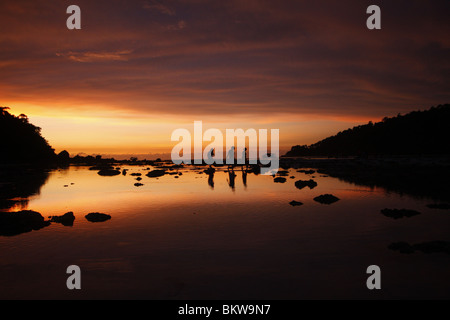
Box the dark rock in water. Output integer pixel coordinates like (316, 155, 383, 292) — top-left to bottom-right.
(85, 212, 111, 222)
(134, 183, 144, 187)
(136, 177, 142, 181)
(274, 177, 287, 183)
(389, 241, 450, 255)
(174, 176, 179, 178)
(388, 242, 415, 254)
(0, 210, 50, 236)
(130, 173, 142, 176)
(314, 194, 340, 204)
(276, 170, 289, 176)
(97, 169, 121, 176)
(178, 172, 183, 176)
(290, 176, 295, 179)
(49, 212, 75, 226)
(426, 203, 450, 210)
(289, 200, 303, 206)
(146, 169, 166, 178)
(381, 208, 421, 219)
(122, 169, 128, 176)
(295, 179, 317, 190)
(297, 169, 315, 174)
(89, 165, 113, 171)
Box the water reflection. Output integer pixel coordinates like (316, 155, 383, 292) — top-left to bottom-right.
(0, 164, 449, 299)
(0, 166, 51, 211)
(227, 167, 236, 190)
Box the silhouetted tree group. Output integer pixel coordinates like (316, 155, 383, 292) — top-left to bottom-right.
(284, 104, 450, 157)
(0, 107, 56, 164)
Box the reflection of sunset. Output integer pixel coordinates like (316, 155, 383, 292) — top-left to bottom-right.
(26, 166, 384, 220)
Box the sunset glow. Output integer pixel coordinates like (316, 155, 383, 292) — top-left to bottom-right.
(1, 0, 449, 158)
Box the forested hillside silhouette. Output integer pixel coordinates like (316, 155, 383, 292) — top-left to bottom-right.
(284, 104, 450, 157)
(0, 107, 56, 163)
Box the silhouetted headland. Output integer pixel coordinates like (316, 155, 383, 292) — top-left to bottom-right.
(0, 107, 56, 164)
(281, 104, 450, 202)
(284, 104, 450, 157)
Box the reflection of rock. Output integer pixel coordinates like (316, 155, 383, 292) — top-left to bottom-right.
(85, 212, 111, 222)
(295, 179, 317, 189)
(97, 169, 121, 176)
(274, 177, 286, 183)
(289, 200, 303, 206)
(314, 194, 340, 204)
(49, 212, 75, 226)
(381, 208, 421, 219)
(0, 210, 50, 236)
(146, 169, 166, 178)
(134, 183, 144, 187)
(389, 241, 450, 255)
(426, 203, 450, 210)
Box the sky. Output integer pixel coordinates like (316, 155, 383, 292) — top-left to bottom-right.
(1, 0, 449, 159)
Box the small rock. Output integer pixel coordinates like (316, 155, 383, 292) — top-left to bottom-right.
(85, 212, 111, 223)
(276, 170, 289, 176)
(274, 177, 287, 183)
(289, 200, 303, 206)
(49, 212, 75, 226)
(295, 179, 317, 190)
(97, 169, 121, 176)
(134, 183, 144, 187)
(146, 169, 166, 178)
(314, 194, 340, 204)
(296, 169, 315, 174)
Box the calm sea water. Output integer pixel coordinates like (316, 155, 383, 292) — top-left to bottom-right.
(0, 165, 449, 299)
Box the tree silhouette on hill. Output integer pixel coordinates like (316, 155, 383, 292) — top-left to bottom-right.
(0, 107, 56, 163)
(284, 104, 450, 157)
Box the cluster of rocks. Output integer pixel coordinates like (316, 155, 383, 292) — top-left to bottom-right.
(0, 210, 112, 236)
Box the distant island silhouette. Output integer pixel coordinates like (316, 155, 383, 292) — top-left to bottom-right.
(284, 104, 450, 157)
